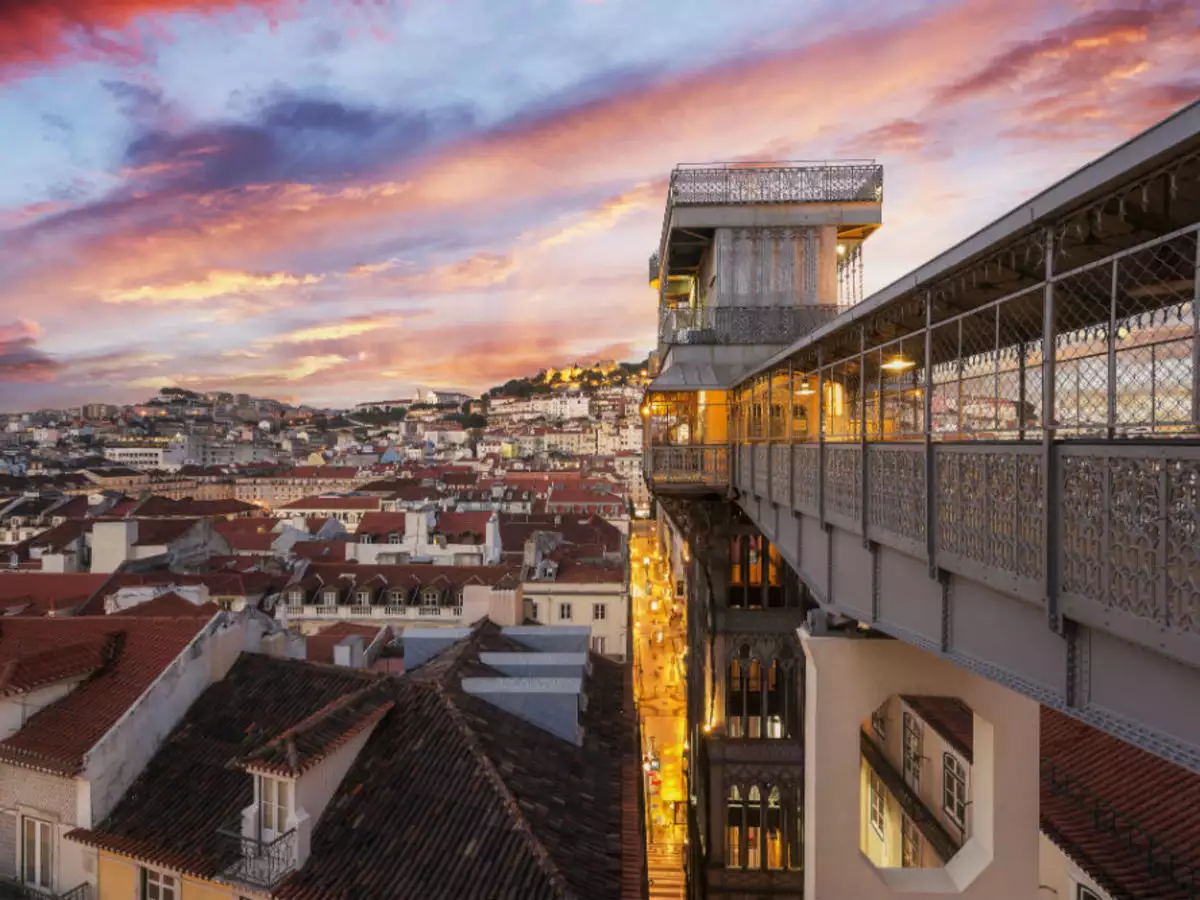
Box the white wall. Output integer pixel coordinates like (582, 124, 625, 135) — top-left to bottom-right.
(801, 629, 1040, 899)
(522, 582, 628, 660)
(80, 615, 245, 828)
(1038, 833, 1112, 900)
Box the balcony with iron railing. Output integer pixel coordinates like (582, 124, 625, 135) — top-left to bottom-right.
(658, 304, 840, 347)
(217, 820, 298, 891)
(0, 881, 91, 900)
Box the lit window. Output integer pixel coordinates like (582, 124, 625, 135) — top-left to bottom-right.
(260, 776, 290, 835)
(592, 603, 606, 621)
(559, 602, 572, 621)
(902, 712, 923, 792)
(143, 868, 177, 900)
(726, 785, 743, 868)
(746, 786, 762, 869)
(901, 813, 920, 868)
(943, 753, 968, 830)
(21, 816, 52, 890)
(766, 786, 784, 870)
(869, 771, 886, 840)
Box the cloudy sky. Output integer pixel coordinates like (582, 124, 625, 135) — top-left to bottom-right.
(0, 0, 1197, 410)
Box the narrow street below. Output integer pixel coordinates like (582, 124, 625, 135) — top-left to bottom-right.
(630, 522, 688, 900)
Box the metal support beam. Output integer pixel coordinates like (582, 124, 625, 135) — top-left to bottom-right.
(1042, 227, 1060, 632)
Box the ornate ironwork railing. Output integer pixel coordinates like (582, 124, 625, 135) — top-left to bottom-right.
(1041, 756, 1199, 899)
(218, 823, 298, 891)
(669, 162, 883, 207)
(0, 881, 92, 900)
(658, 305, 839, 346)
(645, 445, 729, 487)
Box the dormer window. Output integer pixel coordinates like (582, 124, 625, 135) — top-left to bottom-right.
(356, 590, 371, 604)
(359, 534, 374, 544)
(322, 589, 337, 603)
(259, 776, 291, 838)
(421, 587, 440, 609)
(289, 589, 303, 603)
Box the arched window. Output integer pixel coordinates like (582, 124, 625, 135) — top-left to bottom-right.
(746, 786, 762, 870)
(766, 660, 785, 738)
(726, 785, 743, 868)
(766, 786, 784, 870)
(727, 656, 745, 738)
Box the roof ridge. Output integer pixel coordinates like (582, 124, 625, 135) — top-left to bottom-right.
(431, 681, 577, 900)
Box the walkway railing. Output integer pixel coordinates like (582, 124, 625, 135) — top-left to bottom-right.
(646, 446, 729, 487)
(658, 305, 838, 346)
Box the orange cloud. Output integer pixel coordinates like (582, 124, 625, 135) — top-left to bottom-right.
(102, 268, 322, 305)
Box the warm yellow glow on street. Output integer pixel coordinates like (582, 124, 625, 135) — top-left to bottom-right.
(630, 522, 687, 897)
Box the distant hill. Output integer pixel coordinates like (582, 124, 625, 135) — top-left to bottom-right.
(486, 357, 651, 399)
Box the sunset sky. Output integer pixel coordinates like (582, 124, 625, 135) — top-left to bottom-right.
(1, 0, 1197, 410)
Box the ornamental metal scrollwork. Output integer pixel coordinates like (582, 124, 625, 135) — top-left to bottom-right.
(793, 446, 819, 514)
(1061, 451, 1200, 636)
(868, 445, 926, 544)
(754, 445, 770, 497)
(824, 446, 862, 524)
(772, 445, 791, 505)
(937, 449, 1044, 581)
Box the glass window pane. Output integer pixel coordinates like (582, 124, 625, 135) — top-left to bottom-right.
(22, 818, 35, 884)
(38, 822, 51, 888)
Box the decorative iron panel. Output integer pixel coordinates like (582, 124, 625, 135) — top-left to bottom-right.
(647, 446, 729, 487)
(739, 444, 753, 491)
(824, 446, 862, 527)
(658, 305, 839, 345)
(771, 444, 791, 505)
(868, 444, 926, 547)
(670, 163, 883, 206)
(793, 445, 819, 514)
(1060, 448, 1200, 636)
(754, 444, 769, 497)
(936, 447, 1044, 582)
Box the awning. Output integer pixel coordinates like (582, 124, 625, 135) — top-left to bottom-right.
(649, 362, 740, 391)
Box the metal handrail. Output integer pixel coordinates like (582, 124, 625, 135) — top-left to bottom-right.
(217, 822, 298, 890)
(1041, 756, 1199, 898)
(658, 305, 840, 346)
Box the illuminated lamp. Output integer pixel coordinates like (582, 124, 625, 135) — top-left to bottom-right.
(881, 354, 916, 373)
(795, 379, 815, 396)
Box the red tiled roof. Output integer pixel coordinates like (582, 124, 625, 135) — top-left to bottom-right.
(214, 517, 281, 534)
(1040, 708, 1200, 900)
(902, 695, 974, 763)
(289, 466, 359, 479)
(122, 592, 219, 617)
(280, 496, 381, 511)
(305, 623, 389, 665)
(239, 685, 394, 777)
(0, 635, 116, 696)
(131, 518, 200, 547)
(0, 616, 212, 774)
(434, 510, 491, 538)
(355, 512, 407, 538)
(67, 654, 379, 879)
(550, 559, 624, 585)
(0, 573, 112, 616)
(294, 541, 348, 562)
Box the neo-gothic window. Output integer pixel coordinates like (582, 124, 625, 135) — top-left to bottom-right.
(726, 783, 802, 871)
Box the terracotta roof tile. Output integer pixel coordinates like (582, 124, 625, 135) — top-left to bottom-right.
(281, 496, 380, 511)
(902, 695, 973, 763)
(1040, 707, 1200, 900)
(67, 654, 379, 879)
(0, 616, 212, 774)
(0, 573, 112, 616)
